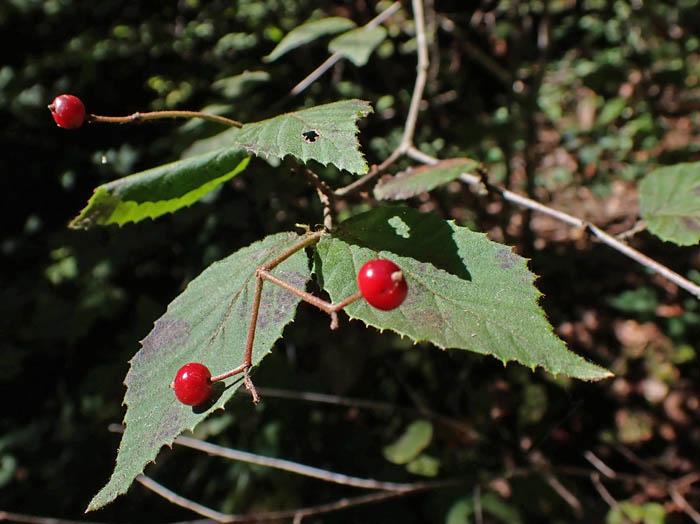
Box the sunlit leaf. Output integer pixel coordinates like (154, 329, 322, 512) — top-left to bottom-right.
(639, 162, 700, 245)
(70, 148, 249, 229)
(88, 232, 312, 510)
(328, 26, 387, 66)
(264, 17, 356, 62)
(230, 100, 373, 174)
(212, 70, 270, 99)
(383, 420, 433, 464)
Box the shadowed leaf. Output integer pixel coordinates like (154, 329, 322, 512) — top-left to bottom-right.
(264, 17, 356, 62)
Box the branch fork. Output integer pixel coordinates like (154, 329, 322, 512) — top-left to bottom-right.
(208, 230, 363, 403)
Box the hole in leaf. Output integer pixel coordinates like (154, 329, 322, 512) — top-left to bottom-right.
(302, 130, 320, 143)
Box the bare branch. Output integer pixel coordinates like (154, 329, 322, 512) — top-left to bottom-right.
(455, 171, 700, 300)
(136, 476, 231, 522)
(250, 387, 480, 440)
(0, 511, 105, 524)
(400, 0, 430, 150)
(88, 110, 242, 128)
(139, 474, 460, 524)
(584, 450, 617, 479)
(670, 486, 700, 524)
(590, 473, 619, 509)
(170, 433, 418, 492)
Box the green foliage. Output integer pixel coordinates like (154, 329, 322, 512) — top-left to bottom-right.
(70, 148, 249, 228)
(264, 17, 356, 62)
(229, 99, 373, 174)
(606, 501, 666, 524)
(315, 207, 611, 380)
(446, 492, 523, 524)
(7, 0, 700, 522)
(374, 158, 480, 200)
(383, 420, 433, 465)
(639, 162, 700, 245)
(89, 232, 311, 510)
(328, 26, 387, 66)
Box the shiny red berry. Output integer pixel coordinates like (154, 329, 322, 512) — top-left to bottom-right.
(48, 94, 86, 129)
(357, 259, 408, 311)
(172, 363, 212, 406)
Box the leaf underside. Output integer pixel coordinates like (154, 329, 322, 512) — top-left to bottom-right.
(639, 162, 700, 246)
(264, 17, 357, 62)
(88, 232, 312, 511)
(328, 25, 387, 66)
(228, 99, 373, 175)
(70, 148, 249, 229)
(315, 206, 611, 381)
(374, 158, 480, 201)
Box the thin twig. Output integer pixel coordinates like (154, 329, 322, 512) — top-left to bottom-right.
(473, 485, 483, 524)
(333, 0, 432, 197)
(615, 219, 647, 240)
(88, 111, 242, 128)
(289, 2, 402, 97)
(543, 473, 583, 517)
(142, 476, 456, 523)
(171, 434, 417, 491)
(249, 387, 480, 440)
(259, 269, 361, 320)
(334, 147, 403, 197)
(670, 486, 700, 524)
(137, 476, 231, 522)
(292, 166, 336, 229)
(0, 511, 105, 524)
(590, 473, 619, 509)
(400, 0, 430, 150)
(583, 450, 617, 479)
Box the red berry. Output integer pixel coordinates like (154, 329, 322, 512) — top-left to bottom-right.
(48, 94, 86, 129)
(172, 363, 212, 406)
(357, 259, 408, 311)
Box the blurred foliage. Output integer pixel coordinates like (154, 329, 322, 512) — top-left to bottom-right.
(1, 0, 699, 522)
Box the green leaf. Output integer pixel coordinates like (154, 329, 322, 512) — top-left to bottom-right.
(606, 501, 666, 524)
(405, 454, 440, 477)
(447, 493, 523, 524)
(328, 26, 387, 66)
(264, 17, 356, 62)
(182, 127, 241, 158)
(639, 162, 700, 245)
(374, 158, 480, 200)
(229, 100, 373, 174)
(315, 207, 611, 380)
(383, 420, 433, 464)
(596, 97, 627, 127)
(70, 148, 249, 229)
(88, 232, 311, 511)
(212, 70, 270, 99)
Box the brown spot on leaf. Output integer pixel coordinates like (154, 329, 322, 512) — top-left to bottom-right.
(681, 216, 700, 233)
(495, 247, 519, 270)
(136, 316, 191, 364)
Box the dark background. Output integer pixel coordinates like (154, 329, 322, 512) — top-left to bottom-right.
(2, 1, 699, 522)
